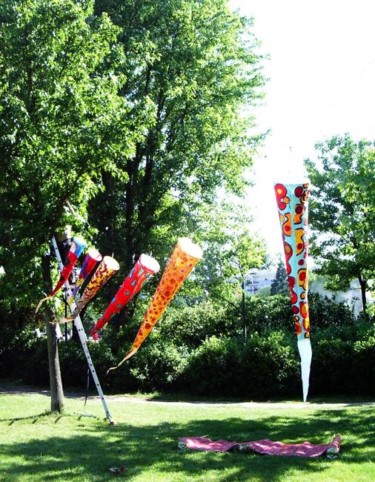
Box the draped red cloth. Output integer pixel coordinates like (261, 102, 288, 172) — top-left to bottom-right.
(178, 435, 341, 458)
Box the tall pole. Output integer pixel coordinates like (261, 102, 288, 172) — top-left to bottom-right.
(241, 278, 247, 342)
(51, 236, 114, 424)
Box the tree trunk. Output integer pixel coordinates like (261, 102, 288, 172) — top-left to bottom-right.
(45, 307, 65, 413)
(41, 253, 65, 413)
(358, 274, 368, 317)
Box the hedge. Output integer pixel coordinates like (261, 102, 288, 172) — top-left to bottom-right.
(1, 294, 374, 398)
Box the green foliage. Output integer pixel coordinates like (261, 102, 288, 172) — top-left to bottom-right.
(184, 332, 298, 398)
(129, 341, 190, 392)
(0, 326, 49, 385)
(270, 260, 288, 295)
(241, 331, 299, 396)
(58, 338, 137, 393)
(243, 294, 292, 333)
(353, 332, 375, 393)
(308, 292, 355, 332)
(184, 336, 242, 396)
(305, 134, 375, 314)
(157, 300, 238, 347)
(3, 290, 373, 398)
(311, 320, 375, 396)
(58, 340, 90, 389)
(90, 0, 266, 272)
(0, 0, 132, 310)
(188, 199, 268, 302)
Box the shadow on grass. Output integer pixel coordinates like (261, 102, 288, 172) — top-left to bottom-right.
(1, 411, 52, 425)
(1, 407, 374, 481)
(0, 411, 102, 425)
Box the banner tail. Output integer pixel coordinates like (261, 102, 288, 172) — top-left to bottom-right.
(106, 349, 138, 375)
(35, 296, 51, 314)
(298, 338, 312, 402)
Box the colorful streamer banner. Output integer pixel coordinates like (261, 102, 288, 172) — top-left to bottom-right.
(71, 255, 120, 319)
(36, 236, 86, 313)
(274, 182, 312, 401)
(72, 248, 102, 298)
(90, 254, 160, 340)
(108, 238, 203, 372)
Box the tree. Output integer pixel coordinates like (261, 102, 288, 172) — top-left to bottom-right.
(305, 134, 375, 316)
(189, 197, 268, 339)
(0, 0, 267, 402)
(91, 0, 266, 273)
(270, 260, 288, 296)
(0, 0, 132, 411)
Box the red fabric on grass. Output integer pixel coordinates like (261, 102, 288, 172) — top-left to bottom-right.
(178, 435, 341, 458)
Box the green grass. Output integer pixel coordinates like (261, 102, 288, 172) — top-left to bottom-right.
(0, 388, 374, 481)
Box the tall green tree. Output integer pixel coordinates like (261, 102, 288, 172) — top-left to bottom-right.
(91, 0, 266, 272)
(270, 260, 288, 296)
(305, 134, 375, 315)
(0, 0, 132, 411)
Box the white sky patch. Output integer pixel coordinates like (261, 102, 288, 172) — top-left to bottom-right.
(230, 0, 375, 260)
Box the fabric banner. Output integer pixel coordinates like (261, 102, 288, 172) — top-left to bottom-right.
(71, 256, 119, 319)
(72, 248, 102, 298)
(35, 236, 86, 313)
(178, 435, 341, 458)
(108, 238, 203, 370)
(91, 254, 160, 339)
(274, 182, 312, 401)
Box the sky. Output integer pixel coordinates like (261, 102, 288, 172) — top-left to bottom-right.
(229, 0, 375, 260)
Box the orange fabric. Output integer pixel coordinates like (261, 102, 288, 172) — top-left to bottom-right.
(124, 239, 202, 360)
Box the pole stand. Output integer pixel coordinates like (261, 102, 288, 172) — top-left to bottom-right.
(51, 236, 114, 424)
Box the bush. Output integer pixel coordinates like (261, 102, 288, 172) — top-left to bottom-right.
(243, 295, 293, 334)
(353, 333, 375, 395)
(310, 321, 375, 396)
(1, 292, 372, 400)
(158, 300, 237, 347)
(128, 340, 190, 392)
(309, 292, 355, 332)
(184, 336, 242, 396)
(58, 337, 140, 394)
(0, 326, 49, 385)
(310, 336, 354, 395)
(241, 331, 299, 398)
(184, 332, 299, 399)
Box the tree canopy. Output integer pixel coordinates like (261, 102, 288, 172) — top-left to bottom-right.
(0, 0, 133, 309)
(0, 0, 267, 314)
(91, 0, 266, 269)
(305, 134, 375, 314)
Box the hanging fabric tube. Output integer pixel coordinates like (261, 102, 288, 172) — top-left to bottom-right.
(72, 248, 102, 297)
(107, 238, 203, 372)
(91, 254, 160, 340)
(274, 182, 312, 402)
(36, 236, 86, 313)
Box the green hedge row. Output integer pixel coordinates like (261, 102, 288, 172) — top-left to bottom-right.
(1, 294, 374, 399)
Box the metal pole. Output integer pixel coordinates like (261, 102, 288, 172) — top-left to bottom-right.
(51, 236, 114, 424)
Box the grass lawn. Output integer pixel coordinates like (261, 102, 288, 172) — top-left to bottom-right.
(0, 386, 374, 481)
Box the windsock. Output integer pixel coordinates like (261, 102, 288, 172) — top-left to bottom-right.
(72, 248, 102, 297)
(274, 182, 311, 402)
(70, 256, 119, 319)
(36, 236, 86, 313)
(90, 254, 160, 340)
(107, 238, 203, 372)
